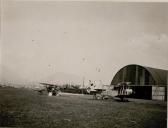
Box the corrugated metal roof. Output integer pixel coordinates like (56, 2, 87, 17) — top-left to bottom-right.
(144, 66, 167, 85)
(111, 64, 168, 86)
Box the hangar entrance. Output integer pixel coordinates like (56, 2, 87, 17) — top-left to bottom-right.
(130, 86, 152, 100)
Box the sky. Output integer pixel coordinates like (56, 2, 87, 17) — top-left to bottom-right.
(1, 1, 168, 85)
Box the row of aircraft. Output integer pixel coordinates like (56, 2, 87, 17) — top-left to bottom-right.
(33, 81, 133, 101)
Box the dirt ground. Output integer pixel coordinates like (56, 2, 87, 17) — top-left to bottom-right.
(0, 87, 167, 128)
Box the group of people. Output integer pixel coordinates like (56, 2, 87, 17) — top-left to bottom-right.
(118, 83, 133, 96)
(47, 85, 61, 96)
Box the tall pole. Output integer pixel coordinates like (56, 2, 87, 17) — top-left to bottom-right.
(82, 76, 85, 95)
(82, 57, 86, 95)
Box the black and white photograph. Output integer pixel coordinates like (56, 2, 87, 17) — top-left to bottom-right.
(0, 0, 167, 128)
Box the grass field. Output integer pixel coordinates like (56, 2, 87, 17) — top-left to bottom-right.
(0, 87, 167, 128)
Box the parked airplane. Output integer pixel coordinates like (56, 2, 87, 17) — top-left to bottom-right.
(33, 83, 61, 96)
(87, 81, 133, 101)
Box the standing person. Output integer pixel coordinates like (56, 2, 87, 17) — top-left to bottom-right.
(90, 80, 97, 99)
(47, 85, 53, 96)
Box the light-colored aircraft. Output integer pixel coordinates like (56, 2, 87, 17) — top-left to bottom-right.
(87, 82, 133, 101)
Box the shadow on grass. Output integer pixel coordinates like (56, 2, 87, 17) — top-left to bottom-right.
(114, 99, 131, 102)
(87, 98, 132, 103)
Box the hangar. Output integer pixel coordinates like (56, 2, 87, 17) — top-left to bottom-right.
(111, 64, 168, 101)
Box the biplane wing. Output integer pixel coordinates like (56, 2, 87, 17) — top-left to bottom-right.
(40, 82, 58, 86)
(39, 82, 63, 89)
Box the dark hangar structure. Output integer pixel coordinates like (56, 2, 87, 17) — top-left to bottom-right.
(111, 64, 168, 101)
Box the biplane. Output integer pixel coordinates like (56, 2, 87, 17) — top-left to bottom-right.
(33, 83, 61, 96)
(87, 82, 133, 101)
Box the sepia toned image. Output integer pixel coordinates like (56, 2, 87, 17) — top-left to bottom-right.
(0, 0, 167, 128)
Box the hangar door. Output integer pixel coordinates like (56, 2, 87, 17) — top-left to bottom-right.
(130, 86, 152, 100)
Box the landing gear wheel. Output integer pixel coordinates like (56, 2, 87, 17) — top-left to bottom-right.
(96, 94, 102, 100)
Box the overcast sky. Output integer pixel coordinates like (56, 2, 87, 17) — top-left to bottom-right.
(1, 1, 168, 85)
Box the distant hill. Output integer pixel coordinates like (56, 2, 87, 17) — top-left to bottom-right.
(42, 72, 82, 85)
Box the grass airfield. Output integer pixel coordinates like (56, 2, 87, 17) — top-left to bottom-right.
(0, 87, 167, 128)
